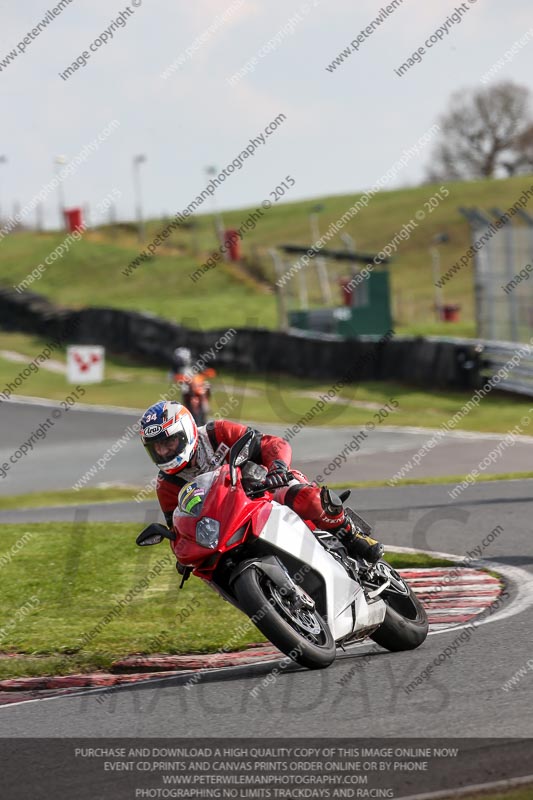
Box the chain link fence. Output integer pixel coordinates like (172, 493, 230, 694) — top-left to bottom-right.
(463, 209, 533, 342)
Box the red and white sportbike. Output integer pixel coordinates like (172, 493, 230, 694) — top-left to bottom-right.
(137, 431, 428, 669)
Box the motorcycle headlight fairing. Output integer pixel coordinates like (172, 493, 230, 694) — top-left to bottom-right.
(195, 517, 220, 549)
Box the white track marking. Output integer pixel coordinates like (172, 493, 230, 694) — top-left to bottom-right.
(6, 397, 533, 442)
(388, 545, 533, 633)
(3, 394, 143, 415)
(0, 351, 66, 374)
(377, 424, 533, 443)
(1, 550, 531, 709)
(0, 658, 285, 709)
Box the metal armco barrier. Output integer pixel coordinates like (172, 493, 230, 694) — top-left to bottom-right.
(481, 340, 533, 396)
(0, 287, 508, 394)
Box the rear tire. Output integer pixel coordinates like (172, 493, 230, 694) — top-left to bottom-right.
(371, 582, 428, 651)
(234, 566, 336, 670)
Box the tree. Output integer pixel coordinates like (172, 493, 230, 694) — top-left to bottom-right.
(509, 122, 533, 174)
(426, 81, 533, 181)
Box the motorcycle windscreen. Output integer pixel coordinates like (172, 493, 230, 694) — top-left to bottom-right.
(172, 469, 222, 566)
(174, 470, 220, 524)
(171, 466, 267, 569)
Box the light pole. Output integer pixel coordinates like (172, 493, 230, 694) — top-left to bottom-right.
(133, 154, 147, 243)
(269, 248, 289, 331)
(54, 155, 67, 230)
(340, 232, 356, 254)
(0, 155, 7, 225)
(205, 165, 225, 253)
(309, 203, 332, 305)
(430, 232, 449, 321)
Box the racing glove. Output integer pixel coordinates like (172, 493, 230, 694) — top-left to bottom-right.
(264, 459, 291, 490)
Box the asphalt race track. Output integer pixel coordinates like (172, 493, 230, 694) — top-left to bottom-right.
(2, 397, 533, 496)
(1, 400, 533, 779)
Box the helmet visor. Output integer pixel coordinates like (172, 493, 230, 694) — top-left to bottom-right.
(145, 431, 188, 466)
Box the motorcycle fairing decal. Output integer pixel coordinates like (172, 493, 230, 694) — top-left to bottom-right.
(178, 482, 205, 516)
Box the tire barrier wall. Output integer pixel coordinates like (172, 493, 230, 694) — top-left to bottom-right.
(0, 288, 483, 391)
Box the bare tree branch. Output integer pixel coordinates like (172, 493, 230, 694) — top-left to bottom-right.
(425, 82, 533, 181)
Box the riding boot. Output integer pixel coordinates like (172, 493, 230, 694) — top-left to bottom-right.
(320, 487, 384, 565)
(335, 517, 384, 565)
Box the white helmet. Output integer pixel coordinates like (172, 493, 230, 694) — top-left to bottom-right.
(174, 347, 192, 368)
(140, 401, 198, 474)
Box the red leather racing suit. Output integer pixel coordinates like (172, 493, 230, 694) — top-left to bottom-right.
(156, 420, 344, 532)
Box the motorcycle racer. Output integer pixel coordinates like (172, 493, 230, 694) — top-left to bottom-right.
(170, 347, 215, 426)
(140, 400, 384, 565)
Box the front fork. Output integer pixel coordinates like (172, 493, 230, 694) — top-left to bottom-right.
(229, 555, 315, 611)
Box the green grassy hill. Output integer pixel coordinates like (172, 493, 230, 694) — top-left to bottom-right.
(1, 175, 532, 334)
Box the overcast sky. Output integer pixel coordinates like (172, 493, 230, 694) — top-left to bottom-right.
(1, 0, 532, 228)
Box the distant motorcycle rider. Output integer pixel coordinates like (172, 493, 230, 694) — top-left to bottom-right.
(140, 400, 384, 564)
(171, 347, 192, 377)
(170, 347, 215, 426)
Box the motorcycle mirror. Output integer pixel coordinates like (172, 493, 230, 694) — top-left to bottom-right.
(229, 429, 256, 486)
(136, 523, 176, 546)
(138, 534, 164, 546)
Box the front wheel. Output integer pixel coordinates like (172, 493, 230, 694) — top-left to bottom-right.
(369, 560, 428, 652)
(234, 566, 336, 670)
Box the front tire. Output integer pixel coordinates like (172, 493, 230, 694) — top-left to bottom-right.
(234, 566, 336, 670)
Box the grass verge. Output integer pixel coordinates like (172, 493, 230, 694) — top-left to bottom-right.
(0, 486, 151, 511)
(453, 789, 533, 800)
(329, 472, 533, 490)
(2, 175, 533, 331)
(0, 522, 452, 679)
(3, 472, 533, 513)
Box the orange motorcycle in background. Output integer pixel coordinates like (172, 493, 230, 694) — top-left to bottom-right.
(174, 368, 216, 426)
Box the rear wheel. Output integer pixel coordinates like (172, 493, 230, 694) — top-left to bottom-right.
(369, 560, 428, 651)
(234, 566, 336, 670)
